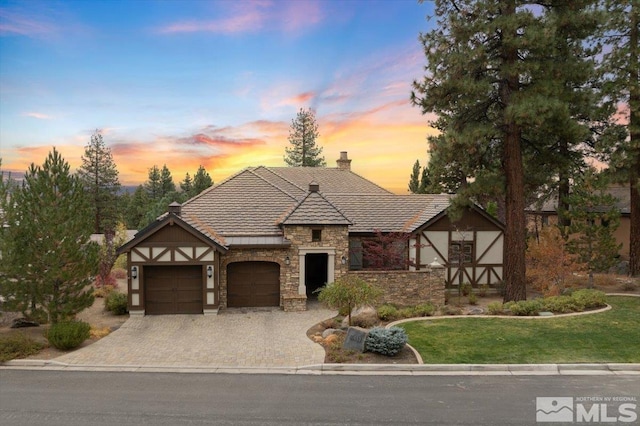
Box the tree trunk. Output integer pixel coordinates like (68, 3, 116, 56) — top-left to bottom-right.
(628, 3, 640, 277)
(501, 0, 527, 302)
(557, 139, 571, 238)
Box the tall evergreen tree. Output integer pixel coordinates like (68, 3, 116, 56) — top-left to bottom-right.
(412, 0, 600, 301)
(192, 165, 213, 195)
(0, 149, 98, 323)
(600, 0, 640, 276)
(180, 172, 193, 196)
(160, 164, 175, 197)
(144, 165, 162, 200)
(566, 167, 621, 287)
(284, 108, 325, 167)
(408, 160, 422, 193)
(77, 130, 121, 234)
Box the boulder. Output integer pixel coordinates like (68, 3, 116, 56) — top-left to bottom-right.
(10, 318, 39, 328)
(341, 305, 378, 328)
(322, 328, 337, 338)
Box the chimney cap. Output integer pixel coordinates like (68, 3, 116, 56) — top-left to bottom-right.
(309, 181, 319, 192)
(336, 151, 352, 170)
(168, 201, 182, 216)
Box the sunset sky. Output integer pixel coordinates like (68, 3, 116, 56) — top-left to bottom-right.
(0, 0, 438, 193)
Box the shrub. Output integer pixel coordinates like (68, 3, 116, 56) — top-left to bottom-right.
(46, 320, 91, 350)
(365, 326, 407, 356)
(487, 301, 504, 315)
(398, 307, 415, 319)
(412, 303, 436, 317)
(542, 295, 582, 313)
(460, 283, 472, 296)
(478, 284, 489, 297)
(0, 333, 45, 362)
(571, 289, 607, 309)
(113, 254, 127, 270)
(104, 291, 128, 315)
(468, 293, 478, 305)
(317, 276, 383, 326)
(377, 304, 399, 321)
(508, 300, 543, 316)
(93, 284, 116, 298)
(94, 273, 116, 288)
(111, 268, 127, 279)
(621, 281, 638, 292)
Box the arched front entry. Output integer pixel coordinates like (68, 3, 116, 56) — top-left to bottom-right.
(227, 261, 280, 307)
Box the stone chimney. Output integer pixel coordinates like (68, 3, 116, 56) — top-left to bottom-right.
(168, 201, 182, 216)
(309, 182, 319, 193)
(336, 151, 351, 171)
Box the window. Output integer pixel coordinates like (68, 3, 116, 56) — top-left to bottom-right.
(450, 242, 473, 264)
(349, 239, 363, 270)
(312, 229, 322, 242)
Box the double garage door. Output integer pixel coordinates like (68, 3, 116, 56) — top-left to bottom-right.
(145, 265, 203, 315)
(227, 262, 280, 308)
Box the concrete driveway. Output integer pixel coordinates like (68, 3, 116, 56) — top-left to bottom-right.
(53, 305, 335, 368)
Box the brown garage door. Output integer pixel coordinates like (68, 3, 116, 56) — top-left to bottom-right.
(227, 262, 280, 307)
(145, 265, 203, 314)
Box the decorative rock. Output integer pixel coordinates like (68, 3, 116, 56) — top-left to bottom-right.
(322, 328, 337, 338)
(341, 305, 378, 328)
(468, 307, 484, 315)
(324, 334, 339, 345)
(312, 335, 323, 343)
(343, 326, 368, 352)
(538, 311, 554, 317)
(10, 318, 39, 328)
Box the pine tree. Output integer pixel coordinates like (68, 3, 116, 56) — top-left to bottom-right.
(565, 167, 621, 287)
(144, 165, 162, 200)
(419, 166, 431, 194)
(180, 172, 193, 195)
(192, 165, 213, 195)
(408, 160, 421, 193)
(284, 108, 325, 167)
(77, 130, 121, 234)
(600, 0, 640, 276)
(160, 164, 175, 197)
(411, 0, 601, 301)
(0, 149, 98, 323)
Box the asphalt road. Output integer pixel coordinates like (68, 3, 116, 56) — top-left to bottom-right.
(1, 370, 638, 425)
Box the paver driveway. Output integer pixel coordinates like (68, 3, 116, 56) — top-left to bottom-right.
(54, 305, 335, 368)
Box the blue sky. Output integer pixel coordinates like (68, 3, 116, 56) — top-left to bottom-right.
(0, 0, 437, 192)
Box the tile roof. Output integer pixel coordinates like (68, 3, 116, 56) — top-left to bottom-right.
(280, 191, 352, 226)
(178, 165, 454, 244)
(326, 194, 453, 233)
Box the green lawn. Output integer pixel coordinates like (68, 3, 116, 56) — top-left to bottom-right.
(399, 296, 640, 364)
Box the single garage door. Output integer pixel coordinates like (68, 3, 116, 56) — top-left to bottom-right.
(145, 265, 203, 314)
(227, 262, 280, 307)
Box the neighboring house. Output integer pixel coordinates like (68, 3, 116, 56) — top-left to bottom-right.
(118, 152, 505, 315)
(526, 185, 631, 260)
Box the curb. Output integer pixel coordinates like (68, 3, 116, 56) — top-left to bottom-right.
(2, 360, 639, 376)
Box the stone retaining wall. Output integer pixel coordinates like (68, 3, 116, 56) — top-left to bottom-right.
(346, 268, 445, 307)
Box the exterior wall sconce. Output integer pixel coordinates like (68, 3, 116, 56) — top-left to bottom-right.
(131, 266, 138, 279)
(341, 256, 347, 265)
(285, 256, 290, 265)
(207, 265, 213, 278)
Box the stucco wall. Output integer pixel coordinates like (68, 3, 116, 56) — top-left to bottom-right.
(346, 268, 446, 307)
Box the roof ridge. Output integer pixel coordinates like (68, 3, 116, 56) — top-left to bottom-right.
(247, 167, 299, 201)
(261, 167, 307, 193)
(279, 190, 352, 225)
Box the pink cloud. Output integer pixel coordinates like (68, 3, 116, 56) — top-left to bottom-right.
(157, 0, 325, 35)
(23, 112, 53, 120)
(0, 10, 57, 37)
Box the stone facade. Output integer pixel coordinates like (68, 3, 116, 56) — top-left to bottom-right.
(218, 225, 350, 311)
(346, 268, 446, 307)
(219, 247, 290, 309)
